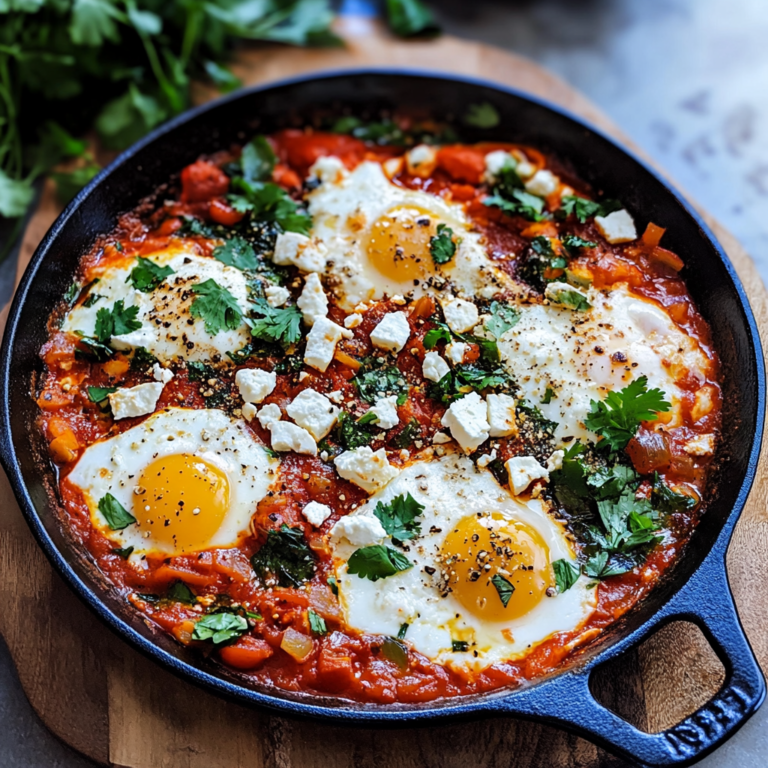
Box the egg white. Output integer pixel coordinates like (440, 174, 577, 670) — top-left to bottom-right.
(497, 284, 712, 443)
(66, 407, 278, 558)
(307, 159, 517, 308)
(61, 243, 252, 362)
(330, 453, 596, 672)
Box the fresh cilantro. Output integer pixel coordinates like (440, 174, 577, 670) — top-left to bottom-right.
(423, 324, 453, 349)
(335, 412, 374, 450)
(380, 636, 408, 670)
(385, 0, 440, 37)
(397, 623, 409, 639)
(248, 299, 302, 348)
(542, 387, 556, 404)
(353, 362, 409, 404)
(331, 117, 406, 145)
(429, 223, 457, 265)
(130, 347, 158, 372)
(238, 136, 276, 184)
(547, 285, 592, 311)
(192, 613, 248, 646)
(373, 493, 425, 545)
(212, 237, 259, 271)
(190, 279, 244, 335)
(74, 335, 115, 362)
(250, 524, 315, 588)
(87, 385, 117, 403)
(126, 257, 174, 292)
(347, 545, 412, 582)
(358, 411, 379, 426)
(187, 361, 217, 382)
(327, 575, 339, 596)
(167, 581, 196, 604)
(559, 196, 622, 223)
(273, 353, 304, 373)
(516, 400, 558, 435)
(491, 573, 515, 607)
(464, 102, 500, 129)
(452, 640, 469, 652)
(64, 283, 80, 305)
(229, 178, 312, 235)
(652, 472, 697, 513)
(562, 233, 598, 254)
(585, 377, 671, 452)
(112, 546, 134, 560)
(95, 300, 141, 343)
(552, 559, 580, 593)
(393, 418, 422, 449)
(484, 190, 545, 222)
(583, 550, 630, 580)
(308, 609, 327, 636)
(98, 493, 136, 530)
(82, 293, 104, 308)
(484, 301, 519, 339)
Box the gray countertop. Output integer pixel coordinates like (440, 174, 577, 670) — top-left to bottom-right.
(2, 0, 766, 764)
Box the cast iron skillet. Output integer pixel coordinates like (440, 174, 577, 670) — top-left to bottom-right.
(0, 71, 764, 767)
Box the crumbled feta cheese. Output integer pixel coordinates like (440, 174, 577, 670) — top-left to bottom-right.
(547, 450, 565, 472)
(110, 327, 153, 352)
(382, 157, 404, 179)
(257, 403, 282, 430)
(298, 372, 309, 382)
(269, 421, 317, 456)
(108, 382, 164, 420)
(152, 363, 174, 384)
(327, 390, 344, 404)
(235, 368, 276, 404)
(483, 150, 515, 183)
(445, 341, 468, 365)
(286, 388, 340, 440)
(514, 153, 536, 179)
(432, 432, 452, 444)
(684, 434, 715, 456)
(486, 393, 517, 437)
(344, 313, 363, 329)
(242, 403, 258, 422)
(422, 351, 450, 383)
(505, 456, 549, 495)
(477, 450, 497, 469)
(308, 155, 346, 184)
(297, 272, 328, 326)
(334, 446, 400, 493)
(273, 231, 327, 272)
(442, 298, 479, 334)
(330, 513, 387, 547)
(370, 311, 410, 353)
(595, 209, 637, 244)
(525, 169, 559, 197)
(440, 391, 490, 452)
(391, 295, 406, 305)
(302, 501, 333, 527)
(303, 317, 352, 372)
(265, 285, 291, 308)
(369, 395, 399, 430)
(405, 144, 437, 177)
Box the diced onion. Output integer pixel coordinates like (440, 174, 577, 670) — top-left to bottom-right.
(280, 628, 314, 662)
(626, 431, 672, 474)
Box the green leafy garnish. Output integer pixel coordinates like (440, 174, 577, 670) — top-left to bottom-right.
(250, 524, 315, 587)
(422, 324, 453, 349)
(491, 573, 515, 607)
(464, 102, 500, 129)
(82, 293, 104, 308)
(385, 0, 440, 37)
(380, 636, 408, 670)
(484, 190, 545, 222)
(552, 559, 580, 593)
(95, 300, 142, 343)
(559, 195, 622, 224)
(484, 301, 519, 339)
(397, 623, 409, 639)
(652, 473, 697, 513)
(112, 546, 134, 560)
(192, 613, 248, 646)
(127, 257, 174, 292)
(87, 385, 117, 404)
(229, 178, 311, 235)
(327, 575, 339, 596)
(542, 387, 556, 404)
(547, 285, 592, 311)
(167, 581, 196, 604)
(353, 362, 409, 405)
(190, 279, 244, 335)
(212, 237, 258, 271)
(393, 418, 422, 449)
(74, 335, 115, 362)
(335, 412, 375, 450)
(452, 640, 469, 652)
(373, 493, 425, 545)
(98, 493, 136, 531)
(308, 609, 327, 636)
(584, 377, 671, 452)
(248, 299, 302, 348)
(130, 347, 158, 372)
(347, 545, 412, 582)
(562, 233, 598, 255)
(239, 136, 276, 183)
(429, 223, 457, 265)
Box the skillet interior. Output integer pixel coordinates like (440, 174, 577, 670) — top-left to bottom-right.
(0, 71, 762, 719)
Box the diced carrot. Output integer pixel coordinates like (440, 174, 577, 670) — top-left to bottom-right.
(409, 295, 435, 320)
(641, 222, 666, 249)
(49, 430, 80, 463)
(521, 221, 558, 239)
(173, 620, 195, 645)
(102, 355, 130, 378)
(650, 246, 684, 272)
(219, 637, 273, 670)
(334, 350, 361, 370)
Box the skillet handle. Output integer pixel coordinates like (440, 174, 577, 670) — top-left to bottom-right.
(494, 563, 765, 767)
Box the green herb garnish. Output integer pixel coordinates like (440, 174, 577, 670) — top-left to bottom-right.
(94, 300, 141, 342)
(248, 299, 302, 348)
(98, 493, 136, 530)
(250, 524, 315, 588)
(212, 237, 258, 271)
(372, 492, 425, 545)
(192, 613, 248, 646)
(429, 223, 457, 265)
(552, 559, 580, 593)
(308, 609, 327, 636)
(190, 279, 244, 335)
(127, 257, 174, 292)
(491, 573, 515, 608)
(347, 545, 412, 582)
(464, 102, 500, 129)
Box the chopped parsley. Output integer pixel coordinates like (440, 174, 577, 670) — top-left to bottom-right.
(228, 178, 311, 235)
(130, 347, 158, 372)
(393, 418, 422, 449)
(74, 334, 115, 362)
(308, 609, 327, 636)
(335, 411, 375, 450)
(451, 640, 469, 652)
(87, 385, 117, 404)
(490, 573, 515, 607)
(542, 386, 556, 404)
(353, 361, 409, 405)
(97, 493, 136, 530)
(212, 236, 258, 271)
(373, 492, 425, 545)
(652, 472, 697, 513)
(112, 546, 134, 560)
(238, 135, 276, 184)
(347, 545, 412, 582)
(94, 300, 141, 342)
(422, 323, 453, 349)
(484, 301, 519, 339)
(167, 581, 196, 604)
(190, 279, 244, 335)
(187, 361, 217, 382)
(327, 575, 339, 596)
(380, 636, 408, 670)
(547, 285, 592, 311)
(552, 559, 580, 593)
(484, 189, 545, 222)
(429, 223, 457, 265)
(192, 612, 248, 646)
(559, 195, 622, 224)
(584, 376, 671, 452)
(126, 256, 174, 292)
(562, 233, 598, 255)
(464, 101, 500, 129)
(397, 623, 409, 639)
(248, 299, 302, 348)
(250, 524, 315, 587)
(82, 292, 103, 308)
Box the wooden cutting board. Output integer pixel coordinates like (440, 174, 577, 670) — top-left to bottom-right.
(1, 16, 767, 768)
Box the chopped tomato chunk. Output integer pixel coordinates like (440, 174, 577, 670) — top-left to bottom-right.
(219, 637, 273, 670)
(180, 160, 230, 203)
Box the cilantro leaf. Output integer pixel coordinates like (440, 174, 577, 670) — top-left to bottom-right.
(353, 362, 409, 404)
(347, 545, 412, 582)
(335, 412, 374, 450)
(546, 285, 592, 311)
(559, 195, 622, 223)
(239, 136, 276, 183)
(484, 190, 544, 222)
(552, 559, 580, 593)
(248, 299, 302, 348)
(386, 0, 440, 37)
(192, 613, 248, 646)
(98, 493, 136, 530)
(127, 257, 174, 292)
(112, 546, 134, 559)
(423, 324, 453, 349)
(652, 472, 697, 513)
(373, 493, 425, 544)
(491, 573, 515, 607)
(87, 385, 117, 403)
(95, 300, 141, 342)
(250, 524, 315, 588)
(393, 418, 422, 449)
(429, 223, 457, 265)
(308, 609, 327, 636)
(585, 377, 671, 452)
(484, 301, 519, 339)
(562, 234, 598, 255)
(464, 102, 500, 129)
(190, 279, 244, 335)
(229, 178, 311, 235)
(213, 237, 258, 271)
(167, 581, 196, 604)
(74, 335, 115, 362)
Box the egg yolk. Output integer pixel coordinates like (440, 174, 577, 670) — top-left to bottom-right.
(441, 512, 553, 622)
(364, 206, 442, 283)
(136, 454, 230, 553)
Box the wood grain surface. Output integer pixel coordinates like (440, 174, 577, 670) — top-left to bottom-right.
(1, 16, 766, 768)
